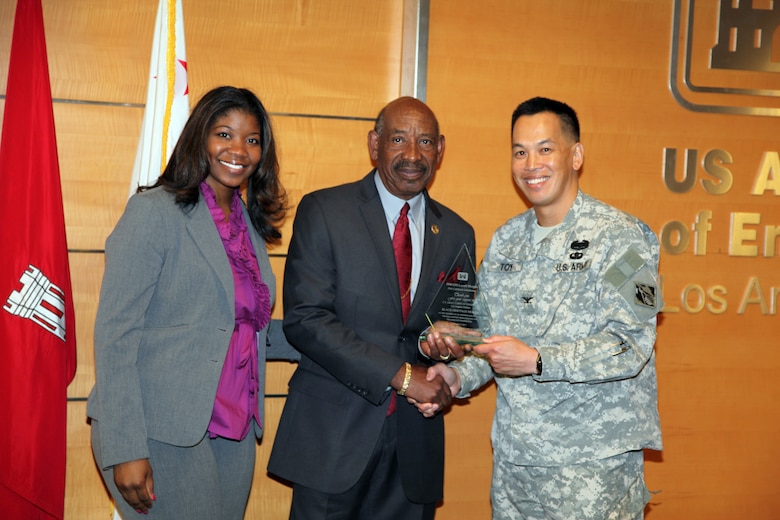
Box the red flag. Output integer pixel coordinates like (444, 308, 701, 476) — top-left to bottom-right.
(0, 0, 77, 518)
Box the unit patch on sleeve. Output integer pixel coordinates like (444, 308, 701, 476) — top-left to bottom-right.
(634, 282, 657, 309)
(605, 248, 662, 320)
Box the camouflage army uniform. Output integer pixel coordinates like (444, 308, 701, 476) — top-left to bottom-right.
(455, 191, 662, 519)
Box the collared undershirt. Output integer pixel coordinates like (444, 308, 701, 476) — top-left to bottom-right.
(374, 172, 425, 303)
(534, 219, 561, 244)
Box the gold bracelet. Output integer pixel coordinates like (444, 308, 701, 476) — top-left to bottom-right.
(397, 362, 412, 396)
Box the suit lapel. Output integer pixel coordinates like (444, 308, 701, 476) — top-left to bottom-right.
(356, 174, 457, 326)
(357, 174, 405, 322)
(186, 198, 235, 305)
(411, 194, 444, 322)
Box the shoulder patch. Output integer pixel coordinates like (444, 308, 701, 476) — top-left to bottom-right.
(605, 248, 662, 320)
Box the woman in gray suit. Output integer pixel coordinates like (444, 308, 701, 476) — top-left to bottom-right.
(87, 86, 286, 519)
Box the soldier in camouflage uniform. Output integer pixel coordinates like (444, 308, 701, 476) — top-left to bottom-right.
(419, 97, 662, 519)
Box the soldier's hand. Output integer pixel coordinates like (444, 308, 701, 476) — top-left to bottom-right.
(472, 335, 538, 376)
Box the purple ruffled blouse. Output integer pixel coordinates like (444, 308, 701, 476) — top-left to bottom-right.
(201, 182, 271, 440)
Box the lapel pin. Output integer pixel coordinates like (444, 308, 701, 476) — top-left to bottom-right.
(431, 224, 440, 235)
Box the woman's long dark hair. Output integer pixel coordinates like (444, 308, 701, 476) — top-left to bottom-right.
(141, 86, 286, 243)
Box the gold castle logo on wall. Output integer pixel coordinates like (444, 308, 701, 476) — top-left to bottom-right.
(670, 0, 780, 117)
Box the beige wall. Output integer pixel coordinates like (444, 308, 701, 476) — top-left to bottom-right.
(1, 0, 778, 518)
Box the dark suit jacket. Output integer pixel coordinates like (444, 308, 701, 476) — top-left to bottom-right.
(268, 172, 475, 504)
(87, 188, 275, 469)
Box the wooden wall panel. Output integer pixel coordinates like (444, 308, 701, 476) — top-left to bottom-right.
(57, 104, 141, 250)
(68, 253, 102, 399)
(247, 398, 293, 519)
(65, 402, 112, 520)
(183, 0, 404, 117)
(271, 116, 378, 253)
(0, 1, 154, 103)
(439, 385, 496, 519)
(0, 0, 403, 115)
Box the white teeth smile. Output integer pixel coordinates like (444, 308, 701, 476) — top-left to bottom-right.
(526, 177, 548, 185)
(220, 160, 243, 170)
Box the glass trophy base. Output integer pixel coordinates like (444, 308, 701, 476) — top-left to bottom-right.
(419, 329, 484, 346)
(445, 332, 484, 345)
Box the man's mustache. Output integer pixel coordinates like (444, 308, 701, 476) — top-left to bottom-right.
(393, 160, 428, 173)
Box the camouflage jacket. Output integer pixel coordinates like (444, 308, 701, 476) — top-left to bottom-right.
(455, 191, 663, 466)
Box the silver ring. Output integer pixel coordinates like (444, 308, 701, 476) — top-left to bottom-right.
(440, 352, 451, 361)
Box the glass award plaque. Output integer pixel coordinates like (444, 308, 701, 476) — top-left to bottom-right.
(423, 244, 491, 345)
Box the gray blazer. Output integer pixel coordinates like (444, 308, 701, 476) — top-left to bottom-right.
(87, 187, 275, 470)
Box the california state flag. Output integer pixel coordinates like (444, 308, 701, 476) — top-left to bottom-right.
(129, 0, 190, 195)
(0, 0, 77, 518)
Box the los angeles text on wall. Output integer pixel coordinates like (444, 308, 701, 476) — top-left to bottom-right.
(658, 148, 779, 316)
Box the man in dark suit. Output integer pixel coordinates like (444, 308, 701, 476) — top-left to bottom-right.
(268, 97, 475, 519)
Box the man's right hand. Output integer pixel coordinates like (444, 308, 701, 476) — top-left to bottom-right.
(392, 363, 452, 415)
(408, 363, 462, 417)
(419, 320, 481, 361)
(405, 363, 452, 407)
(113, 458, 155, 513)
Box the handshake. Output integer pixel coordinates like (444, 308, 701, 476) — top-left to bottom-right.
(400, 321, 540, 418)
